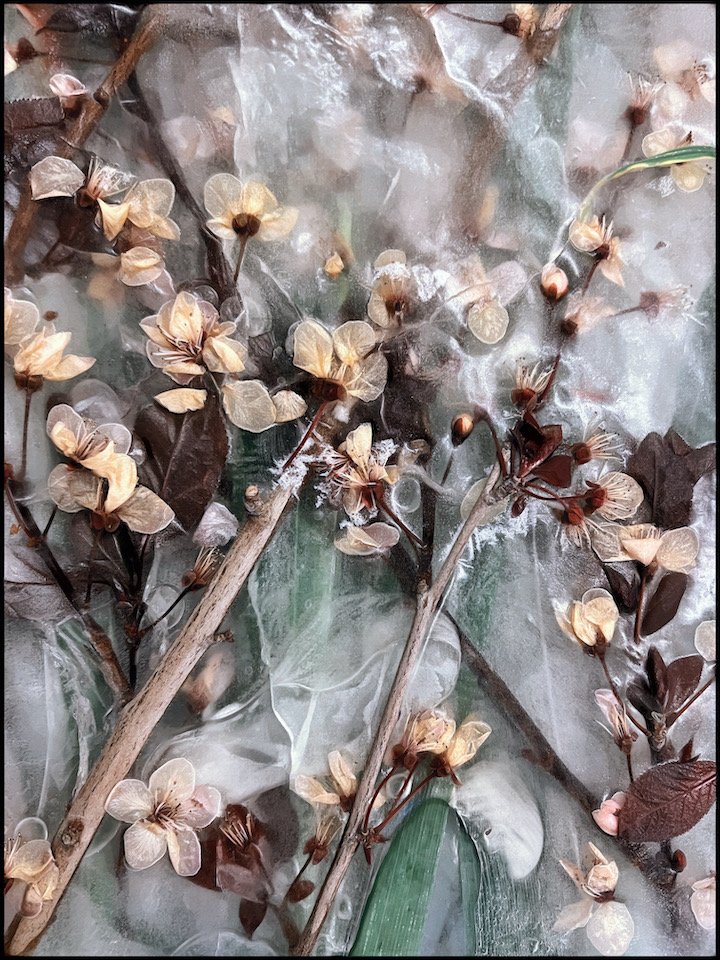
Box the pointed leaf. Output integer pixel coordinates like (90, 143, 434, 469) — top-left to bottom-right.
(665, 655, 704, 714)
(618, 760, 716, 843)
(239, 898, 267, 937)
(530, 454, 573, 487)
(602, 563, 640, 613)
(641, 573, 688, 636)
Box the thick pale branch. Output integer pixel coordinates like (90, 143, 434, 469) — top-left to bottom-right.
(5, 481, 299, 956)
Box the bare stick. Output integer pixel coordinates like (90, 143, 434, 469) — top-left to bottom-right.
(5, 482, 301, 956)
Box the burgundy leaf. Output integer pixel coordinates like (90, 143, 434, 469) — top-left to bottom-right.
(4, 97, 64, 132)
(513, 412, 562, 478)
(645, 647, 668, 705)
(529, 454, 573, 487)
(665, 655, 705, 714)
(641, 573, 688, 636)
(603, 562, 640, 613)
(679, 739, 697, 763)
(134, 393, 228, 530)
(618, 760, 716, 843)
(286, 878, 315, 903)
(626, 678, 659, 721)
(239, 897, 267, 938)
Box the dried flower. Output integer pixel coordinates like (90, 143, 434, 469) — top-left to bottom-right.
(583, 472, 644, 522)
(221, 380, 307, 433)
(592, 523, 699, 572)
(324, 252, 345, 277)
(569, 216, 611, 254)
(694, 620, 716, 663)
(90, 247, 167, 291)
(503, 4, 540, 40)
(182, 547, 221, 589)
(511, 361, 554, 409)
(97, 179, 180, 242)
(637, 287, 694, 323)
(561, 294, 614, 337)
(540, 262, 569, 301)
(12, 313, 95, 390)
(326, 423, 399, 516)
(555, 588, 619, 649)
(571, 426, 623, 465)
(642, 127, 709, 193)
(104, 757, 221, 875)
(366, 250, 417, 328)
(303, 812, 342, 865)
(292, 319, 387, 403)
(390, 710, 456, 772)
(203, 173, 297, 243)
(46, 404, 137, 514)
(625, 75, 661, 127)
(554, 842, 635, 957)
(4, 822, 59, 918)
(592, 791, 627, 837)
(433, 716, 492, 784)
(654, 41, 716, 106)
(690, 875, 716, 931)
(294, 751, 360, 813)
(334, 521, 400, 556)
(594, 690, 638, 753)
(5, 288, 41, 351)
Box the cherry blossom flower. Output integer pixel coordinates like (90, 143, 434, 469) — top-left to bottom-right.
(555, 588, 619, 649)
(326, 423, 399, 516)
(366, 250, 417, 328)
(592, 791, 627, 836)
(12, 314, 95, 390)
(642, 126, 709, 193)
(97, 179, 180, 242)
(46, 404, 137, 514)
(334, 521, 400, 556)
(294, 751, 360, 813)
(554, 841, 635, 956)
(432, 716, 492, 784)
(690, 875, 716, 931)
(445, 255, 524, 344)
(571, 426, 623, 465)
(4, 820, 59, 918)
(292, 319, 388, 403)
(592, 523, 699, 573)
(504, 3, 540, 40)
(653, 41, 715, 108)
(5, 288, 41, 351)
(594, 690, 638, 752)
(389, 710, 456, 772)
(104, 758, 221, 876)
(203, 173, 298, 243)
(694, 620, 716, 662)
(182, 547, 221, 589)
(303, 812, 343, 865)
(625, 75, 662, 126)
(561, 294, 614, 336)
(569, 217, 624, 287)
(584, 473, 644, 522)
(89, 248, 167, 293)
(221, 380, 307, 433)
(511, 360, 555, 408)
(540, 263, 569, 301)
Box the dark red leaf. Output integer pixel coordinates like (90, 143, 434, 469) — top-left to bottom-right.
(4, 98, 64, 132)
(513, 412, 562, 478)
(529, 454, 573, 487)
(626, 678, 658, 720)
(646, 647, 668, 704)
(679, 739, 697, 763)
(665, 656, 704, 714)
(641, 573, 688, 636)
(286, 878, 315, 903)
(134, 393, 228, 531)
(239, 898, 267, 937)
(603, 562, 640, 613)
(618, 759, 716, 843)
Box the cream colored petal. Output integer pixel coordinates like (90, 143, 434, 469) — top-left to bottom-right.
(445, 717, 491, 768)
(467, 300, 510, 344)
(293, 320, 334, 379)
(123, 820, 168, 871)
(558, 857, 585, 890)
(118, 247, 164, 287)
(30, 156, 85, 200)
(345, 352, 388, 401)
(241, 181, 278, 217)
(100, 453, 138, 514)
(47, 465, 88, 513)
(653, 41, 693, 77)
(590, 523, 628, 563)
(641, 127, 678, 158)
(44, 354, 96, 381)
(202, 336, 247, 374)
(617, 524, 662, 566)
(163, 360, 207, 379)
(585, 900, 635, 957)
(344, 423, 373, 472)
(571, 602, 598, 647)
(96, 198, 131, 241)
(332, 320, 375, 366)
(328, 751, 356, 798)
(46, 404, 84, 455)
(374, 249, 407, 269)
(598, 473, 644, 521)
(272, 390, 307, 423)
(104, 779, 154, 823)
(167, 291, 205, 343)
(127, 179, 176, 226)
(205, 218, 237, 240)
(694, 620, 716, 662)
(155, 388, 207, 414)
(700, 76, 716, 104)
(335, 522, 400, 555)
(149, 757, 196, 805)
(598, 257, 624, 288)
(691, 877, 716, 930)
(5, 48, 18, 76)
(656, 526, 699, 572)
(7, 840, 54, 883)
(293, 775, 340, 806)
(585, 860, 619, 897)
(118, 485, 174, 534)
(552, 898, 594, 933)
(257, 205, 299, 241)
(177, 785, 222, 830)
(221, 380, 277, 432)
(367, 289, 392, 327)
(582, 588, 619, 644)
(569, 217, 604, 252)
(204, 173, 244, 218)
(61, 467, 104, 512)
(671, 161, 707, 193)
(149, 216, 181, 241)
(89, 162, 135, 199)
(14, 330, 71, 376)
(166, 826, 201, 876)
(5, 293, 40, 344)
(139, 318, 172, 348)
(49, 73, 87, 97)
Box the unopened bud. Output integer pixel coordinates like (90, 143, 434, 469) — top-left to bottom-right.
(451, 413, 475, 446)
(511, 496, 528, 517)
(244, 484, 263, 515)
(324, 252, 345, 278)
(671, 850, 687, 873)
(540, 263, 569, 302)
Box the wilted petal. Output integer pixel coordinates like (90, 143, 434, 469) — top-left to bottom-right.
(123, 820, 168, 871)
(96, 198, 131, 241)
(553, 898, 594, 932)
(118, 247, 164, 286)
(332, 321, 375, 366)
(367, 289, 392, 327)
(293, 320, 334, 379)
(293, 775, 340, 806)
(444, 717, 491, 768)
(101, 452, 138, 514)
(328, 751, 356, 799)
(202, 335, 246, 374)
(581, 589, 619, 644)
(656, 526, 699, 572)
(257, 205, 298, 241)
(585, 900, 634, 956)
(569, 216, 605, 252)
(204, 173, 244, 218)
(694, 620, 716, 662)
(343, 423, 373, 472)
(594, 689, 621, 729)
(127, 179, 175, 226)
(691, 876, 716, 930)
(221, 380, 277, 432)
(346, 352, 388, 401)
(118, 485, 174, 534)
(47, 464, 98, 513)
(166, 826, 201, 877)
(177, 785, 222, 829)
(374, 249, 406, 269)
(335, 522, 400, 555)
(617, 524, 662, 565)
(5, 290, 40, 344)
(46, 404, 84, 455)
(206, 218, 236, 240)
(155, 388, 207, 413)
(193, 502, 239, 547)
(467, 300, 509, 344)
(671, 161, 707, 193)
(272, 390, 307, 423)
(44, 353, 96, 381)
(585, 860, 619, 897)
(7, 840, 54, 883)
(49, 73, 87, 97)
(165, 292, 205, 344)
(590, 524, 626, 563)
(149, 757, 196, 805)
(240, 181, 277, 217)
(104, 779, 154, 823)
(30, 156, 85, 199)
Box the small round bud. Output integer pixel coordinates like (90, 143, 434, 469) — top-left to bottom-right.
(571, 442, 592, 465)
(540, 263, 569, 302)
(324, 252, 345, 278)
(560, 317, 578, 338)
(244, 484, 263, 516)
(43, 310, 58, 321)
(511, 496, 528, 517)
(451, 413, 475, 446)
(671, 850, 687, 873)
(501, 12, 522, 35)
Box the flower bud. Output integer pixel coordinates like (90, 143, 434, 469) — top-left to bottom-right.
(451, 413, 475, 446)
(671, 849, 687, 873)
(540, 263, 569, 301)
(324, 252, 344, 278)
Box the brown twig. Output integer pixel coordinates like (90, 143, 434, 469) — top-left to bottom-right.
(633, 567, 651, 643)
(5, 481, 305, 956)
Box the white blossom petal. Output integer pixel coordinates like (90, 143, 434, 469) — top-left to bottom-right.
(155, 388, 207, 414)
(467, 300, 509, 344)
(123, 821, 168, 871)
(177, 785, 222, 829)
(585, 900, 635, 957)
(656, 526, 699, 572)
(694, 620, 716, 662)
(30, 156, 85, 199)
(553, 898, 594, 932)
(203, 173, 244, 218)
(221, 380, 277, 432)
(272, 390, 307, 423)
(293, 320, 334, 379)
(117, 485, 174, 534)
(104, 779, 154, 823)
(166, 826, 201, 876)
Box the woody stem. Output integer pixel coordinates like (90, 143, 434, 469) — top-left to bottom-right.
(42, 505, 58, 538)
(444, 11, 503, 26)
(475, 412, 508, 478)
(18, 387, 33, 483)
(633, 567, 651, 643)
(667, 673, 716, 726)
(282, 402, 328, 472)
(440, 449, 455, 486)
(373, 772, 437, 835)
(363, 764, 399, 833)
